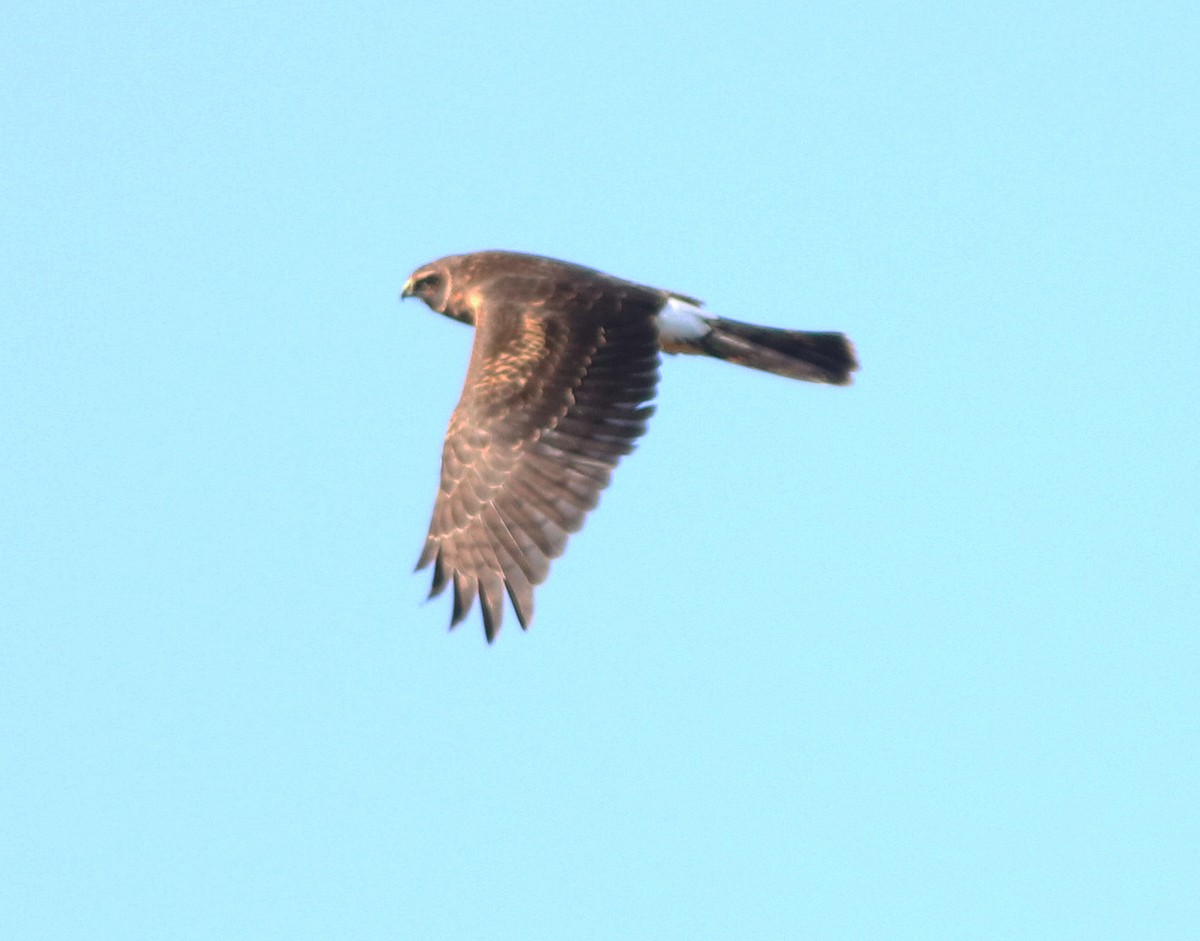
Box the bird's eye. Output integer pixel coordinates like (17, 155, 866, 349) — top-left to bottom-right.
(406, 269, 451, 311)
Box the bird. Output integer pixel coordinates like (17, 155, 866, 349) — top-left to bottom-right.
(400, 250, 857, 641)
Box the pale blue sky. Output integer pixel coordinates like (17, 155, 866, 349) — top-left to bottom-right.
(2, 2, 1198, 938)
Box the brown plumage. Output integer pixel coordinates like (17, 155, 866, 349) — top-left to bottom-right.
(401, 250, 857, 641)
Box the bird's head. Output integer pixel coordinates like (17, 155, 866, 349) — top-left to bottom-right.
(401, 262, 452, 313)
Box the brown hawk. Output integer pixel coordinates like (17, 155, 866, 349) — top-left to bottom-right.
(401, 250, 857, 641)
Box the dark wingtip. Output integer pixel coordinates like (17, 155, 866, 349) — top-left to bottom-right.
(505, 581, 534, 632)
(479, 580, 504, 643)
(427, 553, 449, 599)
(450, 572, 477, 628)
(415, 538, 436, 573)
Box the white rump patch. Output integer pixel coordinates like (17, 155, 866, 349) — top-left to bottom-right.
(656, 297, 712, 342)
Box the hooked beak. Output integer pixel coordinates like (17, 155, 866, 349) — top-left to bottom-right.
(399, 277, 415, 300)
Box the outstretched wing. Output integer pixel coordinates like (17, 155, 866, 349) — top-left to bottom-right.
(417, 286, 660, 641)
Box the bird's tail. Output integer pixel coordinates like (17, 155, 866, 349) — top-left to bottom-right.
(694, 316, 858, 385)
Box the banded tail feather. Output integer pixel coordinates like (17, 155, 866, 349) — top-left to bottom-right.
(699, 317, 857, 385)
(657, 297, 857, 385)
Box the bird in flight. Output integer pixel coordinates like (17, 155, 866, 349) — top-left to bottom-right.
(401, 250, 857, 641)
